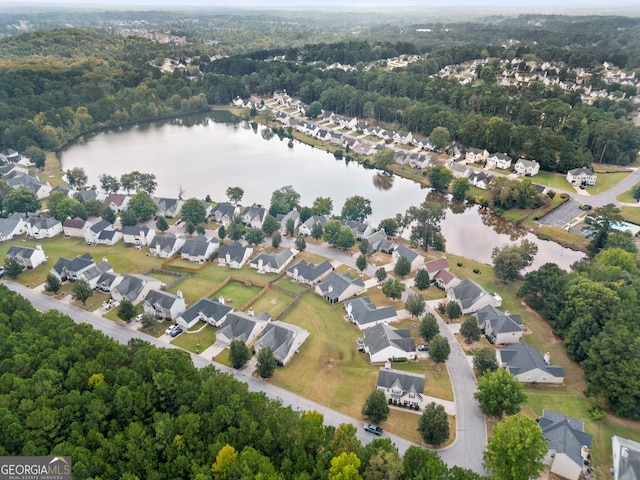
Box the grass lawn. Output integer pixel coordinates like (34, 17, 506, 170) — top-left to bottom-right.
(162, 257, 205, 271)
(211, 280, 264, 309)
(171, 325, 217, 352)
(616, 181, 640, 203)
(70, 291, 111, 312)
(620, 206, 640, 224)
(141, 320, 172, 338)
(534, 171, 573, 191)
(148, 271, 184, 285)
(275, 277, 310, 294)
(355, 286, 405, 311)
(586, 171, 630, 195)
(246, 289, 293, 318)
(214, 348, 232, 367)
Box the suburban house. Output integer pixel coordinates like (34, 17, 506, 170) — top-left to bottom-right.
(423, 257, 461, 289)
(216, 311, 271, 345)
(449, 162, 472, 178)
(6, 244, 46, 269)
(566, 167, 597, 186)
(447, 278, 502, 314)
(365, 229, 396, 253)
(276, 209, 301, 232)
(392, 244, 424, 272)
(154, 197, 183, 218)
(612, 436, 640, 480)
(143, 289, 186, 320)
(181, 235, 219, 263)
(63, 217, 90, 238)
(26, 217, 62, 239)
(468, 171, 493, 189)
(286, 260, 333, 285)
(465, 147, 489, 163)
(122, 224, 155, 246)
(149, 234, 186, 258)
(514, 158, 540, 176)
(176, 298, 233, 329)
(111, 274, 162, 305)
(250, 249, 295, 274)
(315, 271, 366, 303)
(0, 213, 28, 241)
(74, 189, 105, 204)
(76, 258, 114, 290)
(376, 367, 425, 409)
(409, 155, 431, 169)
(344, 297, 397, 330)
(50, 253, 96, 282)
(6, 173, 52, 199)
(218, 242, 253, 269)
(341, 220, 372, 240)
(254, 320, 310, 366)
(85, 219, 122, 246)
(424, 257, 450, 278)
(486, 152, 513, 170)
(475, 304, 524, 344)
(210, 202, 237, 226)
(539, 410, 592, 480)
(103, 193, 130, 212)
(497, 343, 565, 384)
(298, 215, 327, 237)
(363, 323, 417, 363)
(240, 205, 267, 228)
(95, 272, 120, 294)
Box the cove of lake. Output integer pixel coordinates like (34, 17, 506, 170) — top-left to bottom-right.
(59, 111, 584, 270)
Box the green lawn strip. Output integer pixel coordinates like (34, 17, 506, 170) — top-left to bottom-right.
(616, 181, 640, 203)
(620, 206, 640, 224)
(409, 284, 447, 302)
(355, 287, 405, 311)
(214, 348, 232, 367)
(275, 277, 309, 293)
(70, 291, 111, 312)
(141, 320, 172, 338)
(246, 289, 292, 318)
(534, 171, 573, 191)
(210, 280, 263, 308)
(162, 257, 204, 271)
(171, 325, 217, 352)
(148, 272, 183, 285)
(585, 171, 630, 195)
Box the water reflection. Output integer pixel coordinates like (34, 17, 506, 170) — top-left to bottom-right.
(261, 128, 275, 141)
(372, 172, 394, 191)
(479, 209, 526, 241)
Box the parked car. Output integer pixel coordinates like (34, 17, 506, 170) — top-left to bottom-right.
(417, 344, 429, 351)
(135, 314, 144, 322)
(169, 327, 184, 338)
(363, 423, 383, 435)
(165, 324, 179, 335)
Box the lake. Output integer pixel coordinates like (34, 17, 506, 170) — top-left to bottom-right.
(59, 111, 584, 270)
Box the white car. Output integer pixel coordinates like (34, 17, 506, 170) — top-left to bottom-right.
(135, 314, 144, 322)
(165, 324, 179, 335)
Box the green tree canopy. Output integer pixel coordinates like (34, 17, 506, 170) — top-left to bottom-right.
(414, 268, 431, 291)
(492, 240, 539, 283)
(117, 298, 136, 322)
(356, 254, 367, 273)
(71, 279, 93, 305)
(417, 402, 450, 446)
(270, 185, 300, 217)
(381, 278, 405, 301)
(473, 347, 499, 375)
(341, 195, 372, 222)
(427, 165, 454, 191)
(430, 126, 451, 151)
(4, 187, 40, 214)
(180, 198, 207, 225)
(474, 368, 527, 417)
(429, 334, 451, 364)
(312, 196, 333, 216)
(261, 214, 280, 235)
(229, 339, 250, 369)
(375, 267, 388, 284)
(156, 216, 169, 232)
(256, 346, 277, 378)
(361, 390, 390, 424)
(226, 186, 244, 205)
(393, 256, 411, 278)
(460, 316, 482, 343)
(65, 167, 88, 188)
(44, 273, 61, 293)
(408, 200, 446, 251)
(419, 313, 439, 342)
(405, 293, 426, 319)
(128, 191, 157, 220)
(245, 227, 265, 246)
(4, 256, 23, 279)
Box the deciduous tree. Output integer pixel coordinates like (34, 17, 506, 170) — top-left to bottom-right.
(261, 214, 280, 235)
(473, 347, 499, 374)
(312, 196, 333, 216)
(44, 273, 61, 293)
(229, 339, 250, 369)
(427, 165, 453, 191)
(445, 300, 462, 320)
(71, 279, 93, 305)
(382, 278, 405, 301)
(460, 316, 482, 343)
(244, 227, 264, 246)
(492, 240, 538, 283)
(226, 186, 244, 205)
(419, 313, 439, 342)
(341, 195, 372, 222)
(328, 452, 361, 480)
(405, 293, 426, 319)
(117, 299, 136, 322)
(295, 235, 307, 252)
(451, 177, 470, 200)
(377, 218, 398, 237)
(356, 254, 367, 274)
(361, 390, 389, 424)
(156, 216, 169, 232)
(4, 256, 23, 279)
(474, 368, 527, 418)
(271, 231, 281, 248)
(4, 187, 40, 214)
(270, 185, 300, 216)
(408, 200, 446, 251)
(181, 198, 207, 225)
(65, 167, 88, 188)
(414, 269, 430, 291)
(418, 402, 450, 446)
(128, 191, 156, 219)
(393, 256, 411, 278)
(429, 335, 451, 364)
(375, 267, 388, 284)
(256, 347, 277, 378)
(98, 174, 120, 193)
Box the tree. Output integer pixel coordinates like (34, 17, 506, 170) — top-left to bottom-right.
(341, 196, 372, 222)
(120, 208, 137, 227)
(271, 231, 281, 248)
(474, 368, 527, 417)
(212, 444, 238, 478)
(244, 227, 264, 246)
(484, 414, 547, 480)
(381, 278, 405, 301)
(356, 254, 367, 274)
(217, 225, 226, 241)
(306, 100, 323, 119)
(419, 313, 439, 342)
(226, 186, 244, 205)
(451, 177, 470, 200)
(330, 424, 361, 455)
(85, 198, 105, 216)
(98, 174, 120, 193)
(128, 191, 156, 220)
(180, 198, 207, 225)
(295, 235, 307, 252)
(408, 200, 446, 251)
(361, 390, 389, 424)
(492, 240, 539, 283)
(25, 146, 46, 170)
(117, 299, 136, 322)
(227, 222, 245, 241)
(363, 448, 403, 480)
(393, 256, 411, 278)
(375, 267, 387, 284)
(430, 126, 451, 151)
(312, 196, 333, 216)
(328, 452, 361, 480)
(428, 165, 454, 191)
(49, 196, 82, 221)
(335, 226, 356, 250)
(270, 185, 300, 216)
(460, 316, 482, 343)
(414, 269, 430, 291)
(405, 293, 426, 319)
(229, 339, 250, 369)
(44, 273, 61, 293)
(256, 346, 277, 378)
(4, 256, 23, 279)
(71, 279, 93, 305)
(585, 203, 624, 255)
(101, 206, 116, 223)
(373, 148, 395, 170)
(4, 187, 40, 214)
(473, 347, 499, 375)
(137, 173, 157, 195)
(517, 263, 568, 324)
(378, 218, 398, 237)
(65, 167, 88, 188)
(634, 184, 640, 202)
(429, 335, 451, 364)
(156, 216, 169, 232)
(196, 223, 206, 235)
(261, 214, 280, 235)
(445, 300, 462, 320)
(417, 402, 450, 446)
(285, 217, 296, 237)
(311, 221, 324, 241)
(323, 219, 342, 245)
(359, 238, 371, 257)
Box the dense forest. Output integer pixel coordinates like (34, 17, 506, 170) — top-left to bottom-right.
(0, 285, 485, 479)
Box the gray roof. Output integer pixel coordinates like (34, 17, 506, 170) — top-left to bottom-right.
(51, 253, 94, 277)
(155, 198, 180, 216)
(98, 229, 118, 241)
(393, 244, 420, 263)
(568, 167, 594, 176)
(366, 229, 395, 253)
(613, 436, 640, 480)
(180, 298, 232, 324)
(476, 304, 522, 332)
(341, 219, 369, 236)
(27, 217, 61, 230)
(301, 215, 327, 230)
(451, 278, 487, 310)
(113, 274, 151, 302)
(76, 189, 97, 202)
(97, 272, 119, 290)
(251, 249, 293, 270)
(144, 289, 182, 310)
(240, 205, 267, 222)
(363, 323, 415, 356)
(317, 271, 365, 301)
(150, 234, 181, 253)
(256, 320, 308, 364)
(498, 343, 565, 378)
(376, 367, 425, 398)
(0, 213, 25, 237)
(81, 261, 113, 281)
(287, 260, 333, 283)
(489, 152, 512, 161)
(539, 409, 592, 468)
(219, 242, 250, 263)
(182, 235, 217, 257)
(345, 297, 396, 327)
(7, 246, 39, 265)
(123, 224, 150, 236)
(218, 311, 269, 343)
(90, 219, 113, 233)
(516, 158, 539, 168)
(211, 202, 236, 218)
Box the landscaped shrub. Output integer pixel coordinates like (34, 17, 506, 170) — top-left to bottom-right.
(473, 268, 480, 274)
(457, 262, 463, 267)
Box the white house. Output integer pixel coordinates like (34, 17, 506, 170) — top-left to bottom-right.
(447, 278, 502, 314)
(476, 305, 523, 345)
(254, 320, 309, 366)
(391, 244, 424, 272)
(344, 297, 397, 330)
(566, 167, 597, 186)
(6, 244, 46, 269)
(181, 235, 219, 263)
(486, 152, 512, 170)
(176, 298, 233, 329)
(0, 213, 28, 241)
(250, 249, 295, 274)
(497, 343, 565, 384)
(465, 147, 489, 163)
(376, 367, 425, 409)
(363, 323, 417, 363)
(539, 410, 592, 480)
(216, 311, 271, 346)
(102, 193, 130, 212)
(26, 217, 62, 239)
(143, 289, 186, 320)
(149, 234, 186, 258)
(62, 217, 90, 238)
(286, 260, 333, 285)
(612, 436, 640, 480)
(122, 224, 155, 246)
(514, 158, 540, 176)
(218, 242, 253, 269)
(298, 215, 327, 237)
(315, 271, 365, 303)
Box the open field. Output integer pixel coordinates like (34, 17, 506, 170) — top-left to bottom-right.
(210, 280, 264, 309)
(247, 288, 293, 318)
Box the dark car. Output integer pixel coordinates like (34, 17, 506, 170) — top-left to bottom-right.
(417, 344, 429, 351)
(169, 327, 184, 338)
(363, 423, 383, 435)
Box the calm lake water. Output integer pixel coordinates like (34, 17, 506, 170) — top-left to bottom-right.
(60, 111, 584, 270)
